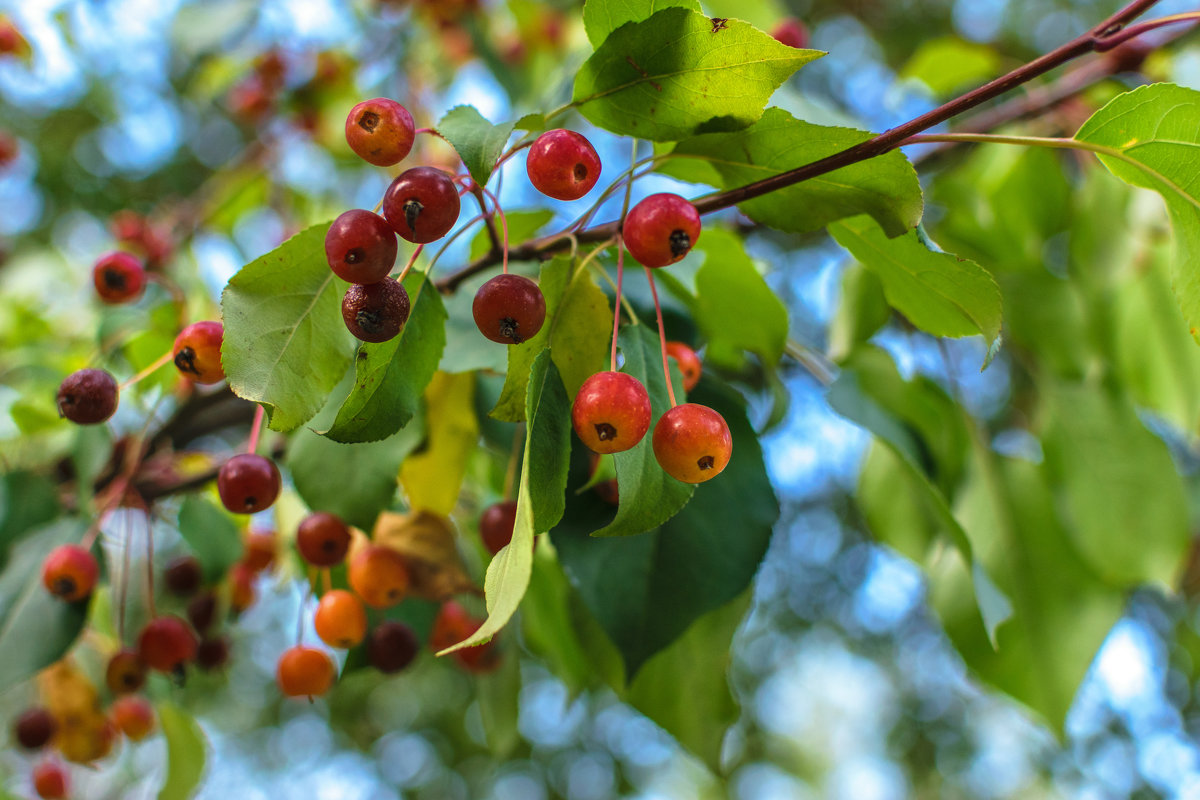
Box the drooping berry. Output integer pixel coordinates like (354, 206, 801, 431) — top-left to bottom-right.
(314, 590, 367, 649)
(472, 274, 546, 344)
(341, 279, 411, 343)
(382, 166, 461, 244)
(56, 368, 119, 425)
(368, 621, 419, 673)
(32, 760, 68, 800)
(164, 555, 203, 597)
(652, 403, 732, 484)
(92, 252, 146, 304)
(296, 512, 351, 567)
(186, 592, 218, 634)
(324, 210, 398, 285)
(526, 129, 602, 201)
(195, 636, 230, 671)
(571, 372, 652, 454)
(479, 500, 517, 556)
(172, 321, 225, 384)
(13, 708, 57, 750)
(110, 696, 155, 742)
(665, 341, 702, 392)
(216, 454, 281, 514)
(276, 646, 336, 698)
(41, 544, 99, 602)
(242, 529, 276, 572)
(345, 98, 416, 167)
(348, 545, 410, 609)
(771, 17, 810, 49)
(105, 649, 147, 695)
(137, 615, 198, 673)
(623, 193, 701, 268)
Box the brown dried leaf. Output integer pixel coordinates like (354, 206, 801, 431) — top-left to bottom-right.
(370, 510, 479, 602)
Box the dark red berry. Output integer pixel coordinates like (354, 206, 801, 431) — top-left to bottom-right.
(382, 166, 461, 244)
(14, 708, 56, 750)
(195, 636, 230, 671)
(92, 252, 146, 304)
(324, 210, 398, 284)
(56, 369, 118, 425)
(480, 500, 517, 555)
(652, 403, 732, 483)
(623, 193, 701, 268)
(296, 512, 352, 567)
(472, 274, 546, 344)
(345, 98, 416, 167)
(137, 615, 198, 673)
(173, 321, 225, 385)
(164, 555, 203, 597)
(526, 129, 602, 201)
(32, 760, 68, 800)
(368, 621, 419, 673)
(341, 279, 411, 343)
(571, 372, 652, 454)
(186, 592, 218, 633)
(217, 454, 282, 514)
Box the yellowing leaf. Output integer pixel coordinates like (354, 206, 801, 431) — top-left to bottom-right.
(400, 372, 478, 515)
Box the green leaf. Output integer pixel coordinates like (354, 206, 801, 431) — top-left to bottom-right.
(222, 223, 355, 431)
(436, 105, 517, 187)
(177, 496, 243, 583)
(591, 325, 694, 537)
(553, 377, 776, 674)
(0, 471, 60, 565)
(830, 215, 1002, 347)
(900, 37, 1000, 98)
(828, 262, 891, 361)
(439, 351, 570, 653)
(521, 547, 597, 695)
(1074, 84, 1200, 342)
(573, 9, 820, 142)
(0, 519, 90, 693)
(321, 275, 447, 444)
(583, 0, 701, 47)
(157, 703, 208, 800)
(664, 109, 923, 237)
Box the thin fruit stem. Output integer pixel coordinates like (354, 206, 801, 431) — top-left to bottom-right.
(619, 140, 639, 223)
(1095, 11, 1200, 49)
(246, 404, 265, 455)
(119, 350, 174, 391)
(645, 266, 677, 408)
(395, 244, 424, 284)
(372, 198, 384, 214)
(478, 185, 510, 274)
(567, 154, 664, 233)
(321, 568, 332, 594)
(587, 257, 639, 325)
(426, 212, 487, 279)
(493, 138, 535, 172)
(503, 424, 522, 502)
(470, 185, 502, 255)
(611, 241, 626, 373)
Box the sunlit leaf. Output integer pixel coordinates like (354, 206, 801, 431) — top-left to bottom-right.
(583, 0, 701, 46)
(437, 105, 516, 187)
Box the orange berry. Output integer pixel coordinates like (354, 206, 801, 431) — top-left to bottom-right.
(105, 649, 146, 695)
(229, 563, 256, 613)
(242, 529, 276, 572)
(172, 321, 224, 384)
(110, 696, 155, 741)
(348, 546, 410, 609)
(314, 590, 368, 648)
(664, 341, 702, 392)
(41, 544, 99, 602)
(276, 646, 336, 698)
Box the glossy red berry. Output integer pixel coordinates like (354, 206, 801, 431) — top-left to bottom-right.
(665, 341, 702, 392)
(480, 500, 517, 555)
(623, 193, 701, 268)
(110, 696, 155, 742)
(32, 760, 68, 800)
(137, 615, 198, 673)
(296, 512, 352, 567)
(173, 321, 225, 385)
(14, 708, 57, 750)
(345, 98, 415, 167)
(342, 279, 411, 343)
(382, 166, 461, 244)
(772, 17, 810, 49)
(571, 372, 652, 454)
(217, 454, 281, 514)
(314, 590, 367, 648)
(276, 646, 336, 698)
(324, 210, 398, 284)
(92, 252, 146, 304)
(348, 545, 410, 609)
(42, 544, 99, 602)
(106, 649, 147, 695)
(195, 636, 230, 671)
(652, 403, 732, 483)
(56, 368, 118, 425)
(526, 129, 602, 201)
(368, 621, 419, 673)
(164, 555, 203, 597)
(472, 274, 546, 344)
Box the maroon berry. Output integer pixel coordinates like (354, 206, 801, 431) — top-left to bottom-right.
(368, 621, 419, 673)
(345, 98, 416, 167)
(41, 544, 99, 602)
(92, 252, 146, 304)
(164, 555, 203, 597)
(14, 708, 56, 750)
(526, 129, 602, 201)
(480, 500, 517, 555)
(623, 193, 701, 268)
(652, 403, 732, 483)
(106, 649, 147, 694)
(571, 372, 652, 454)
(771, 17, 809, 49)
(472, 274, 546, 344)
(186, 592, 218, 633)
(217, 454, 282, 514)
(56, 368, 118, 425)
(173, 321, 225, 385)
(195, 636, 230, 671)
(382, 166, 461, 244)
(137, 615, 198, 673)
(296, 512, 352, 567)
(341, 279, 411, 343)
(324, 210, 398, 284)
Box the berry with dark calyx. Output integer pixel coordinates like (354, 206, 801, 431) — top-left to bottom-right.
(296, 512, 351, 567)
(276, 646, 336, 698)
(652, 403, 732, 483)
(368, 621, 419, 673)
(324, 209, 398, 284)
(164, 555, 203, 597)
(526, 129, 602, 201)
(92, 251, 146, 304)
(14, 708, 57, 750)
(32, 760, 68, 800)
(105, 649, 147, 694)
(472, 274, 546, 344)
(195, 636, 230, 671)
(623, 193, 701, 268)
(348, 545, 410, 609)
(137, 615, 198, 673)
(771, 17, 809, 49)
(479, 500, 517, 555)
(186, 592, 218, 633)
(110, 696, 154, 742)
(345, 98, 415, 167)
(665, 341, 702, 392)
(571, 372, 652, 454)
(172, 320, 225, 384)
(229, 562, 256, 613)
(41, 544, 99, 602)
(242, 529, 276, 572)
(56, 368, 118, 425)
(314, 590, 367, 648)
(382, 166, 461, 244)
(217, 453, 281, 514)
(341, 279, 410, 343)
